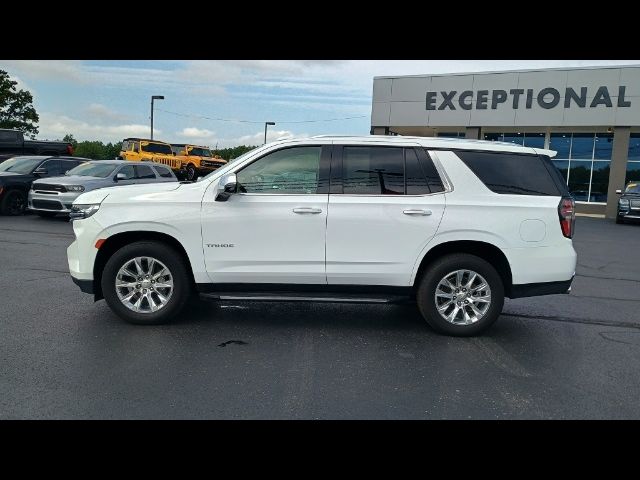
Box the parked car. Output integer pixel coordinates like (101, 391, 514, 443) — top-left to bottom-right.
(0, 156, 88, 215)
(67, 136, 577, 336)
(118, 138, 186, 176)
(0, 129, 74, 163)
(616, 182, 640, 224)
(170, 144, 227, 181)
(28, 160, 178, 218)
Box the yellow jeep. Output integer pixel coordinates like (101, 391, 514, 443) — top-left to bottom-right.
(171, 144, 227, 181)
(119, 138, 186, 174)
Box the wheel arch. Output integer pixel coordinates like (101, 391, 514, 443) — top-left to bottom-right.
(412, 240, 513, 297)
(93, 230, 195, 300)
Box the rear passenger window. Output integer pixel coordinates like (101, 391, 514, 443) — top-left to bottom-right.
(419, 150, 445, 193)
(405, 148, 430, 195)
(135, 165, 156, 179)
(342, 146, 404, 195)
(154, 166, 173, 178)
(455, 151, 561, 196)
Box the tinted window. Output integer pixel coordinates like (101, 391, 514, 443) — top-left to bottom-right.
(419, 150, 445, 193)
(0, 131, 20, 142)
(41, 160, 63, 176)
(237, 146, 321, 194)
(342, 146, 404, 195)
(141, 142, 172, 154)
(118, 165, 135, 180)
(0, 157, 43, 174)
(60, 160, 80, 174)
(455, 151, 561, 196)
(405, 149, 430, 195)
(135, 165, 156, 179)
(154, 165, 174, 178)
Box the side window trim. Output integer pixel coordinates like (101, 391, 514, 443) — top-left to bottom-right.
(234, 144, 331, 196)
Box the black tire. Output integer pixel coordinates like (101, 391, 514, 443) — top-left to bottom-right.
(0, 190, 27, 216)
(36, 211, 58, 218)
(101, 241, 192, 325)
(416, 253, 505, 337)
(186, 164, 197, 182)
(616, 215, 625, 224)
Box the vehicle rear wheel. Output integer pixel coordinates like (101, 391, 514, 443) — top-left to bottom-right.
(186, 164, 197, 181)
(416, 253, 504, 336)
(0, 190, 27, 216)
(36, 211, 58, 218)
(101, 241, 192, 325)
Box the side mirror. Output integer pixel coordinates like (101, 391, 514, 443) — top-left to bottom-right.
(215, 173, 237, 202)
(616, 189, 623, 195)
(115, 173, 127, 181)
(33, 167, 48, 176)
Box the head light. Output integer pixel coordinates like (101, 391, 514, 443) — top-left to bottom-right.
(65, 185, 85, 192)
(619, 198, 630, 208)
(69, 204, 100, 220)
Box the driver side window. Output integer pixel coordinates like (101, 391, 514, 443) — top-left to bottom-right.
(236, 146, 321, 194)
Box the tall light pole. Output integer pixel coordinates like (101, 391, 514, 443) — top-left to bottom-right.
(264, 122, 275, 144)
(150, 95, 165, 140)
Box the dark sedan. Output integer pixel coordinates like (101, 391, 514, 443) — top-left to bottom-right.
(616, 182, 640, 224)
(0, 156, 88, 215)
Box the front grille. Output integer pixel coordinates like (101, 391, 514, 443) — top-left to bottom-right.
(152, 158, 181, 170)
(33, 184, 66, 192)
(631, 200, 640, 209)
(32, 200, 63, 210)
(201, 160, 224, 169)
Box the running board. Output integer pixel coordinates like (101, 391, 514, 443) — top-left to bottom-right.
(199, 292, 412, 304)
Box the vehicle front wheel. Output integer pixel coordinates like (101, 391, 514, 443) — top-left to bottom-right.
(186, 164, 197, 181)
(101, 241, 192, 325)
(416, 253, 505, 336)
(616, 215, 625, 224)
(0, 190, 27, 216)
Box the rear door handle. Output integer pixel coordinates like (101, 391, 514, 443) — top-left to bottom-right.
(403, 209, 432, 216)
(293, 207, 323, 214)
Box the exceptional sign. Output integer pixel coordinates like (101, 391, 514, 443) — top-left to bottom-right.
(425, 86, 631, 111)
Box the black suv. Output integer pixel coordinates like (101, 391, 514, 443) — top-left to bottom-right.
(616, 182, 640, 224)
(0, 156, 88, 215)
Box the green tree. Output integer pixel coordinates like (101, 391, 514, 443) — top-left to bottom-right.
(63, 133, 78, 148)
(0, 70, 39, 138)
(74, 141, 108, 159)
(213, 145, 258, 161)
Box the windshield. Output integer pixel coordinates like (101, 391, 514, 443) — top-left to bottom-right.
(141, 142, 173, 155)
(0, 157, 42, 174)
(66, 162, 118, 178)
(189, 147, 213, 157)
(625, 182, 640, 194)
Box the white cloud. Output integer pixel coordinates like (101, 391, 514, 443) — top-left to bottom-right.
(85, 103, 128, 123)
(38, 112, 154, 142)
(181, 127, 215, 138)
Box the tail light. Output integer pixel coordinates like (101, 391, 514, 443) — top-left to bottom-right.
(558, 196, 575, 238)
(67, 144, 74, 155)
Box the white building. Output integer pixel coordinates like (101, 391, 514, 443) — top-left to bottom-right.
(370, 65, 640, 217)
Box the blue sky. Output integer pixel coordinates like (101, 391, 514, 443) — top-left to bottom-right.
(2, 60, 639, 147)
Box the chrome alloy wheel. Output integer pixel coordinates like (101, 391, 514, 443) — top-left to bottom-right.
(115, 257, 174, 313)
(434, 269, 492, 325)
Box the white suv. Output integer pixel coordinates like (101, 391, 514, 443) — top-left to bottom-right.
(67, 136, 577, 336)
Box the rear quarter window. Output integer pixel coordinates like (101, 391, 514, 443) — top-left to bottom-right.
(454, 150, 562, 196)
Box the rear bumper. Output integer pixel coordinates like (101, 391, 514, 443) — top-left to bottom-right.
(71, 275, 94, 294)
(509, 277, 573, 299)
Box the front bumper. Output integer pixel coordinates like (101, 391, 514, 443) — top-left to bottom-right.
(28, 189, 82, 213)
(617, 208, 640, 221)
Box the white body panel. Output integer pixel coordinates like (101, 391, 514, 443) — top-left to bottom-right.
(67, 135, 576, 295)
(201, 187, 329, 283)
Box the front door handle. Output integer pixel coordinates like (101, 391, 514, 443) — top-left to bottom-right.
(293, 207, 323, 214)
(403, 209, 432, 216)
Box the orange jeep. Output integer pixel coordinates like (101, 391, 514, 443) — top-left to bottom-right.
(170, 144, 227, 181)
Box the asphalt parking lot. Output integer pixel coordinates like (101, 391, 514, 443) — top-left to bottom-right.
(1, 214, 639, 419)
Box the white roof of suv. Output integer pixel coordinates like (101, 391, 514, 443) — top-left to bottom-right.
(299, 135, 556, 157)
